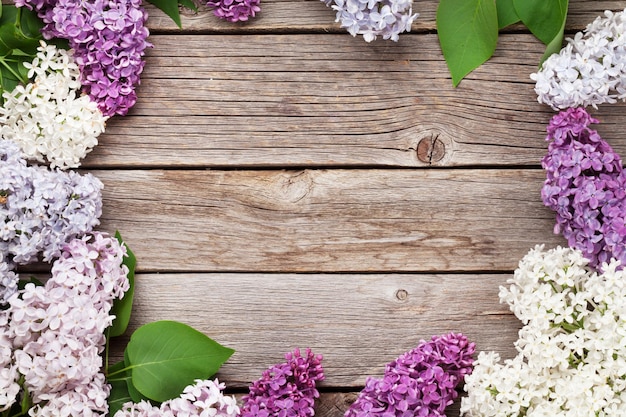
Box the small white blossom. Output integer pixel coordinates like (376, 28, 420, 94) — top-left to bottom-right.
(0, 42, 107, 169)
(531, 8, 626, 110)
(115, 379, 239, 417)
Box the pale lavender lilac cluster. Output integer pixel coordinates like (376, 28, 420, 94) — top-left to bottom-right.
(0, 140, 102, 293)
(240, 348, 325, 417)
(115, 378, 239, 417)
(541, 107, 626, 270)
(0, 232, 130, 415)
(16, 0, 151, 117)
(322, 0, 418, 42)
(206, 0, 261, 22)
(345, 333, 475, 417)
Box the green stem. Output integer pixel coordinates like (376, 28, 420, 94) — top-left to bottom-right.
(106, 365, 134, 379)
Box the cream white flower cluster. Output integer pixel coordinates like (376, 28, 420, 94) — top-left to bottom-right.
(0, 42, 107, 169)
(531, 8, 626, 110)
(115, 379, 239, 417)
(461, 245, 626, 416)
(0, 233, 129, 416)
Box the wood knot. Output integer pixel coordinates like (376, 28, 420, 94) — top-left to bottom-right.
(395, 289, 408, 301)
(417, 135, 446, 164)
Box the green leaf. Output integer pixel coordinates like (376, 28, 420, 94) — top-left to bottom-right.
(18, 8, 45, 39)
(496, 0, 519, 29)
(109, 232, 137, 337)
(145, 0, 182, 28)
(513, 0, 568, 45)
(178, 0, 198, 12)
(124, 349, 150, 403)
(436, 0, 499, 87)
(107, 361, 134, 416)
(539, 10, 567, 64)
(126, 321, 234, 402)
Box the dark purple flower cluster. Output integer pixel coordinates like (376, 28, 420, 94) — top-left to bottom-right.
(206, 0, 261, 22)
(16, 0, 151, 117)
(542, 107, 626, 270)
(240, 348, 325, 417)
(345, 333, 475, 417)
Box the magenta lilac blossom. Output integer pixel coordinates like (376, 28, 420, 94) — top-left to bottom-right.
(16, 0, 152, 117)
(206, 0, 261, 22)
(541, 107, 626, 270)
(240, 348, 325, 417)
(345, 333, 475, 417)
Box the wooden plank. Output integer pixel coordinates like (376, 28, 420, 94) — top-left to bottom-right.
(109, 272, 521, 389)
(95, 168, 565, 273)
(143, 0, 626, 33)
(88, 33, 626, 168)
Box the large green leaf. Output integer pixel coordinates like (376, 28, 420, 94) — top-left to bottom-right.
(513, 0, 568, 45)
(126, 321, 234, 402)
(436, 0, 499, 87)
(109, 232, 137, 337)
(496, 0, 519, 29)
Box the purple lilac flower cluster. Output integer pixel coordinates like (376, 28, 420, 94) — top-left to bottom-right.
(345, 333, 475, 417)
(16, 0, 151, 117)
(240, 348, 325, 417)
(206, 0, 261, 22)
(541, 107, 626, 270)
(0, 232, 129, 415)
(0, 140, 103, 303)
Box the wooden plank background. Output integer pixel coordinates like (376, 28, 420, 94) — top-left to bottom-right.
(93, 1, 626, 415)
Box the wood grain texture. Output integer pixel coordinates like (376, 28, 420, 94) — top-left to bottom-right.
(87, 33, 626, 168)
(109, 272, 521, 389)
(94, 168, 565, 273)
(143, 0, 626, 33)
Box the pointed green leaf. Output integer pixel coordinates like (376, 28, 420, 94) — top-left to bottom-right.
(145, 0, 183, 28)
(436, 0, 499, 87)
(109, 232, 136, 337)
(513, 0, 568, 45)
(496, 0, 519, 29)
(539, 10, 567, 64)
(178, 0, 198, 12)
(126, 321, 234, 402)
(18, 8, 45, 39)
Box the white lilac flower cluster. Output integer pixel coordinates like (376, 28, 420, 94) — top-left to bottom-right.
(0, 42, 107, 169)
(322, 0, 418, 42)
(531, 8, 626, 110)
(0, 232, 129, 416)
(0, 140, 102, 303)
(461, 245, 626, 416)
(115, 379, 239, 417)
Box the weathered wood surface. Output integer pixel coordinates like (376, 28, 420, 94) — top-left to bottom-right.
(89, 2, 626, 416)
(90, 33, 626, 168)
(96, 168, 564, 272)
